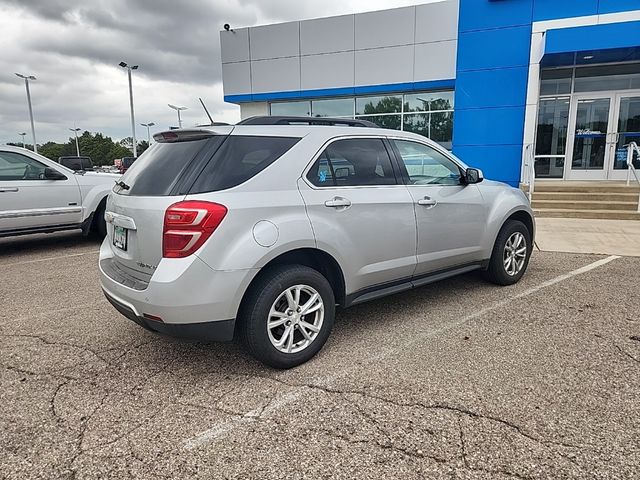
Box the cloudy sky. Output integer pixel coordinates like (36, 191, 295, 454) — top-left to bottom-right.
(0, 0, 426, 146)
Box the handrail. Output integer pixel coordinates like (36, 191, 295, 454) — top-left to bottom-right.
(626, 142, 640, 212)
(523, 143, 535, 203)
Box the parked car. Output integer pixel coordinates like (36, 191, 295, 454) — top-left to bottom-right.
(0, 146, 119, 238)
(119, 156, 136, 174)
(99, 117, 535, 368)
(58, 156, 94, 171)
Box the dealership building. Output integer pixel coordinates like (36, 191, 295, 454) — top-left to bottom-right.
(220, 0, 640, 187)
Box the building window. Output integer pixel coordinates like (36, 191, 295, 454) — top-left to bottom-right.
(269, 90, 455, 149)
(534, 97, 570, 178)
(270, 100, 311, 116)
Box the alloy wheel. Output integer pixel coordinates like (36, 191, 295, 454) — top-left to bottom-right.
(267, 285, 324, 354)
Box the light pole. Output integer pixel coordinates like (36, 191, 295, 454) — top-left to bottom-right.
(119, 61, 139, 157)
(140, 122, 155, 145)
(15, 73, 37, 153)
(168, 104, 188, 128)
(18, 132, 26, 148)
(69, 127, 81, 156)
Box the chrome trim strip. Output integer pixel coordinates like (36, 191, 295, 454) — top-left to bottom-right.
(0, 207, 82, 220)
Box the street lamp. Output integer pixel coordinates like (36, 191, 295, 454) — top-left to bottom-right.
(119, 61, 139, 157)
(15, 73, 37, 153)
(69, 127, 81, 156)
(18, 132, 26, 149)
(168, 104, 188, 128)
(140, 122, 155, 145)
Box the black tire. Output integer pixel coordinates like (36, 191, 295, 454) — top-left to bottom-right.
(92, 200, 107, 238)
(483, 220, 532, 286)
(239, 264, 335, 369)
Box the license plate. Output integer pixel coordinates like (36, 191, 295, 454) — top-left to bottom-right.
(113, 226, 128, 251)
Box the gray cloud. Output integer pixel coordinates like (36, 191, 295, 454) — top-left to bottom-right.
(0, 0, 423, 145)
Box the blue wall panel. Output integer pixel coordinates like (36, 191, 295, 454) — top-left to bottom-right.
(598, 0, 640, 15)
(454, 1, 534, 185)
(453, 145, 524, 186)
(533, 0, 598, 21)
(455, 67, 529, 109)
(546, 21, 640, 54)
(453, 107, 526, 146)
(458, 0, 533, 32)
(457, 26, 532, 71)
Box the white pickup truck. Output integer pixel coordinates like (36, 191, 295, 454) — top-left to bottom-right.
(0, 146, 120, 238)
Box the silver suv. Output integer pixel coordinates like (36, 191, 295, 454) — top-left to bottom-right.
(99, 117, 534, 368)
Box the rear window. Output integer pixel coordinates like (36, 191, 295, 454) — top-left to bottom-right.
(188, 135, 300, 194)
(118, 138, 221, 196)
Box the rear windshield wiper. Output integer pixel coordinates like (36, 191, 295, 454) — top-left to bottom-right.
(115, 180, 130, 190)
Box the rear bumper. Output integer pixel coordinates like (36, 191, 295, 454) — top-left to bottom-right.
(103, 289, 235, 341)
(98, 238, 258, 340)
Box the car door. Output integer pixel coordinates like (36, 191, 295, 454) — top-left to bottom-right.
(0, 150, 82, 233)
(389, 139, 488, 277)
(298, 137, 417, 299)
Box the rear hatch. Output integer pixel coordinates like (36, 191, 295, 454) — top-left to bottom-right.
(104, 129, 231, 283)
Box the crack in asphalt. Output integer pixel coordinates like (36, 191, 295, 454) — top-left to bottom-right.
(614, 344, 640, 365)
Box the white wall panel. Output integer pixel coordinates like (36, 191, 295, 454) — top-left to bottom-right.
(222, 62, 251, 95)
(250, 22, 299, 61)
(301, 52, 355, 90)
(355, 7, 415, 50)
(414, 40, 457, 81)
(300, 15, 354, 55)
(415, 1, 459, 43)
(251, 57, 301, 93)
(220, 28, 250, 64)
(355, 45, 414, 86)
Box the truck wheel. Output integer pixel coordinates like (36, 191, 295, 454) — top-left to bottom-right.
(239, 265, 335, 369)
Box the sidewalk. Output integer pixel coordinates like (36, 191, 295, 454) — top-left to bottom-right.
(534, 217, 640, 257)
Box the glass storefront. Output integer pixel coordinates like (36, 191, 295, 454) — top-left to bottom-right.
(535, 62, 640, 179)
(269, 90, 455, 149)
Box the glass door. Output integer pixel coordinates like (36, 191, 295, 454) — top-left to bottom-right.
(566, 94, 615, 180)
(609, 92, 640, 180)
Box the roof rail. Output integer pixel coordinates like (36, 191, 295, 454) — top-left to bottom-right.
(236, 116, 380, 128)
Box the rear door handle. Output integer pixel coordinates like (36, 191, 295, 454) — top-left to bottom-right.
(417, 196, 438, 207)
(324, 197, 351, 208)
(0, 187, 19, 193)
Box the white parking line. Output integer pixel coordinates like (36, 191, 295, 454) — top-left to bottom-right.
(2, 250, 99, 267)
(183, 255, 621, 450)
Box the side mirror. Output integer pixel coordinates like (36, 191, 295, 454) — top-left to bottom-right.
(465, 168, 483, 184)
(43, 167, 67, 180)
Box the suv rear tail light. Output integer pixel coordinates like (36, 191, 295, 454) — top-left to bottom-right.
(163, 201, 227, 258)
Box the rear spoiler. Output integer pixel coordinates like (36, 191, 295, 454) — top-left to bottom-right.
(153, 128, 231, 143)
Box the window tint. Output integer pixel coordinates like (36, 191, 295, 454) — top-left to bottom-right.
(307, 138, 397, 187)
(121, 138, 218, 196)
(0, 151, 49, 181)
(189, 135, 300, 193)
(393, 140, 461, 186)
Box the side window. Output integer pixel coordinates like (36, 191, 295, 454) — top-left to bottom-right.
(393, 140, 462, 186)
(187, 135, 300, 194)
(307, 138, 397, 187)
(0, 151, 48, 181)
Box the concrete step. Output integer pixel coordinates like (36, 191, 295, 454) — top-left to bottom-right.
(532, 200, 639, 211)
(534, 208, 640, 220)
(535, 183, 640, 194)
(532, 191, 640, 202)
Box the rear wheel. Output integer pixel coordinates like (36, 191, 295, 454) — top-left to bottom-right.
(92, 200, 107, 238)
(239, 265, 335, 369)
(483, 220, 532, 286)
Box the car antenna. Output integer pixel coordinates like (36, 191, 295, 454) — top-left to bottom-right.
(199, 97, 214, 125)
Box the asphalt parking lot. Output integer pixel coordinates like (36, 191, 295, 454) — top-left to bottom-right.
(1, 232, 639, 479)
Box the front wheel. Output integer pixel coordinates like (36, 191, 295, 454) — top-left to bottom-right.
(483, 220, 532, 286)
(239, 265, 335, 369)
